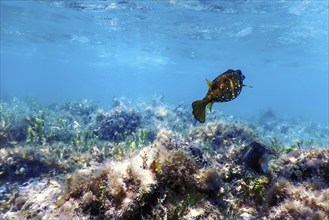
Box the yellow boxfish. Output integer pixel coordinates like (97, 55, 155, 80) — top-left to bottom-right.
(192, 69, 249, 123)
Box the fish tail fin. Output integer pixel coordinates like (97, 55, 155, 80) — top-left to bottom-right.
(192, 99, 209, 123)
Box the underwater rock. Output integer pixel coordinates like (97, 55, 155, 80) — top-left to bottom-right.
(1, 97, 329, 220)
(189, 121, 258, 149)
(274, 148, 329, 183)
(60, 100, 97, 117)
(93, 104, 142, 141)
(0, 118, 29, 144)
(0, 146, 72, 183)
(4, 178, 62, 219)
(242, 142, 271, 173)
(153, 128, 173, 149)
(267, 178, 329, 220)
(50, 130, 225, 219)
(2, 131, 329, 220)
(189, 146, 210, 168)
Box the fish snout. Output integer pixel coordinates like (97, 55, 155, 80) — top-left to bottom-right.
(235, 69, 244, 78)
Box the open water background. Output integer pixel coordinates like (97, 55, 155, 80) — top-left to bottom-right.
(1, 0, 328, 125)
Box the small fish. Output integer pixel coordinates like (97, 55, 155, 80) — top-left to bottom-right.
(192, 69, 250, 123)
(242, 142, 271, 173)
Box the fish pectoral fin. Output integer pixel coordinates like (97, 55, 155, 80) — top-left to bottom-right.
(207, 102, 214, 111)
(243, 84, 253, 88)
(206, 79, 213, 90)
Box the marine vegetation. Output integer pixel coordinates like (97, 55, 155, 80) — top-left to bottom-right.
(26, 117, 46, 145)
(0, 97, 328, 220)
(93, 103, 142, 142)
(192, 69, 250, 123)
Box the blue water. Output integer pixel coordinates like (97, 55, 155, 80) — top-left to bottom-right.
(1, 0, 328, 125)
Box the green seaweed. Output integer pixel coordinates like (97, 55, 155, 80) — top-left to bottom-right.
(26, 117, 46, 145)
(83, 131, 89, 148)
(71, 130, 99, 150)
(111, 129, 152, 160)
(126, 129, 152, 150)
(112, 142, 126, 160)
(270, 137, 304, 157)
(237, 175, 270, 204)
(72, 131, 81, 147)
(169, 193, 205, 220)
(285, 141, 302, 154)
(269, 137, 285, 157)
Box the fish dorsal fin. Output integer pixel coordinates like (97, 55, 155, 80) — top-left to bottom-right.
(207, 102, 213, 112)
(206, 79, 212, 90)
